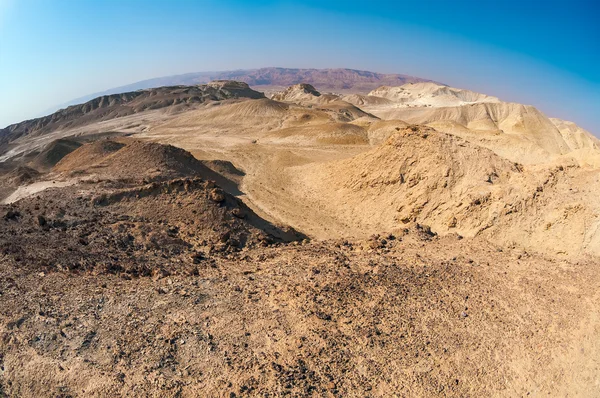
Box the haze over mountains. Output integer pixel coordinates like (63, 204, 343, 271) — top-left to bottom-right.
(1, 68, 600, 396)
(54, 67, 436, 111)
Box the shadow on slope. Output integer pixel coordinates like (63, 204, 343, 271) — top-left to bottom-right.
(0, 176, 304, 277)
(29, 138, 82, 171)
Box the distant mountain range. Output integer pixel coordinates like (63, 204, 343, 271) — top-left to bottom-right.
(55, 67, 437, 111)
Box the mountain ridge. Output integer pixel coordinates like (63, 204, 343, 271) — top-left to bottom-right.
(0, 81, 265, 157)
(50, 67, 437, 113)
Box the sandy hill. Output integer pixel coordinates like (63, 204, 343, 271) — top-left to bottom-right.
(367, 82, 500, 107)
(148, 91, 372, 146)
(349, 84, 599, 166)
(271, 83, 322, 102)
(55, 140, 216, 181)
(29, 138, 82, 171)
(268, 83, 374, 122)
(53, 140, 126, 172)
(288, 125, 600, 257)
(380, 103, 600, 165)
(340, 93, 393, 106)
(151, 97, 317, 138)
(378, 103, 571, 155)
(201, 98, 291, 118)
(550, 117, 600, 152)
(270, 84, 365, 119)
(291, 125, 522, 237)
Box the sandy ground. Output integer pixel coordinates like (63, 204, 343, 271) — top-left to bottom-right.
(1, 180, 77, 204)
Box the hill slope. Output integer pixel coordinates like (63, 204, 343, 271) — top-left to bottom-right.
(349, 83, 600, 165)
(367, 82, 500, 106)
(291, 125, 600, 256)
(0, 81, 265, 156)
(29, 139, 82, 171)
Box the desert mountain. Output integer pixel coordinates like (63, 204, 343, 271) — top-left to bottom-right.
(337, 82, 600, 166)
(0, 81, 265, 161)
(0, 81, 263, 140)
(55, 67, 435, 110)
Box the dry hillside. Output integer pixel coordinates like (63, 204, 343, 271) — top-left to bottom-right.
(344, 82, 600, 166)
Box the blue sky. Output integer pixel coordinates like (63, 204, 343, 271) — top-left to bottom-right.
(0, 0, 598, 133)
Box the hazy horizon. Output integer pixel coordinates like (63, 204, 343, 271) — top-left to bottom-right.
(1, 0, 598, 134)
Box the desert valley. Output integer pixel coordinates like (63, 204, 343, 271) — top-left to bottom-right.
(0, 67, 599, 397)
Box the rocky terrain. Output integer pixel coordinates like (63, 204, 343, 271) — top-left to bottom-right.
(1, 77, 600, 397)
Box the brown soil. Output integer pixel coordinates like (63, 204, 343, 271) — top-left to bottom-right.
(55, 140, 216, 182)
(53, 140, 126, 173)
(1, 216, 598, 396)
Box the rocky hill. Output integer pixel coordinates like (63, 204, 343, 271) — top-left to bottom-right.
(0, 81, 264, 155)
(291, 125, 600, 256)
(343, 82, 600, 166)
(271, 83, 322, 102)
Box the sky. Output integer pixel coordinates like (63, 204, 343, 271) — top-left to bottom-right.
(0, 0, 599, 133)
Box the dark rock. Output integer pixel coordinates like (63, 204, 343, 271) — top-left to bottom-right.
(219, 231, 231, 243)
(4, 210, 20, 221)
(231, 208, 245, 219)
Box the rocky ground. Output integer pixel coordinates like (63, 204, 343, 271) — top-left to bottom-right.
(0, 180, 599, 396)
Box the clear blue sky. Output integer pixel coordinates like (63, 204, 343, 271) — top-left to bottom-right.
(1, 0, 598, 133)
